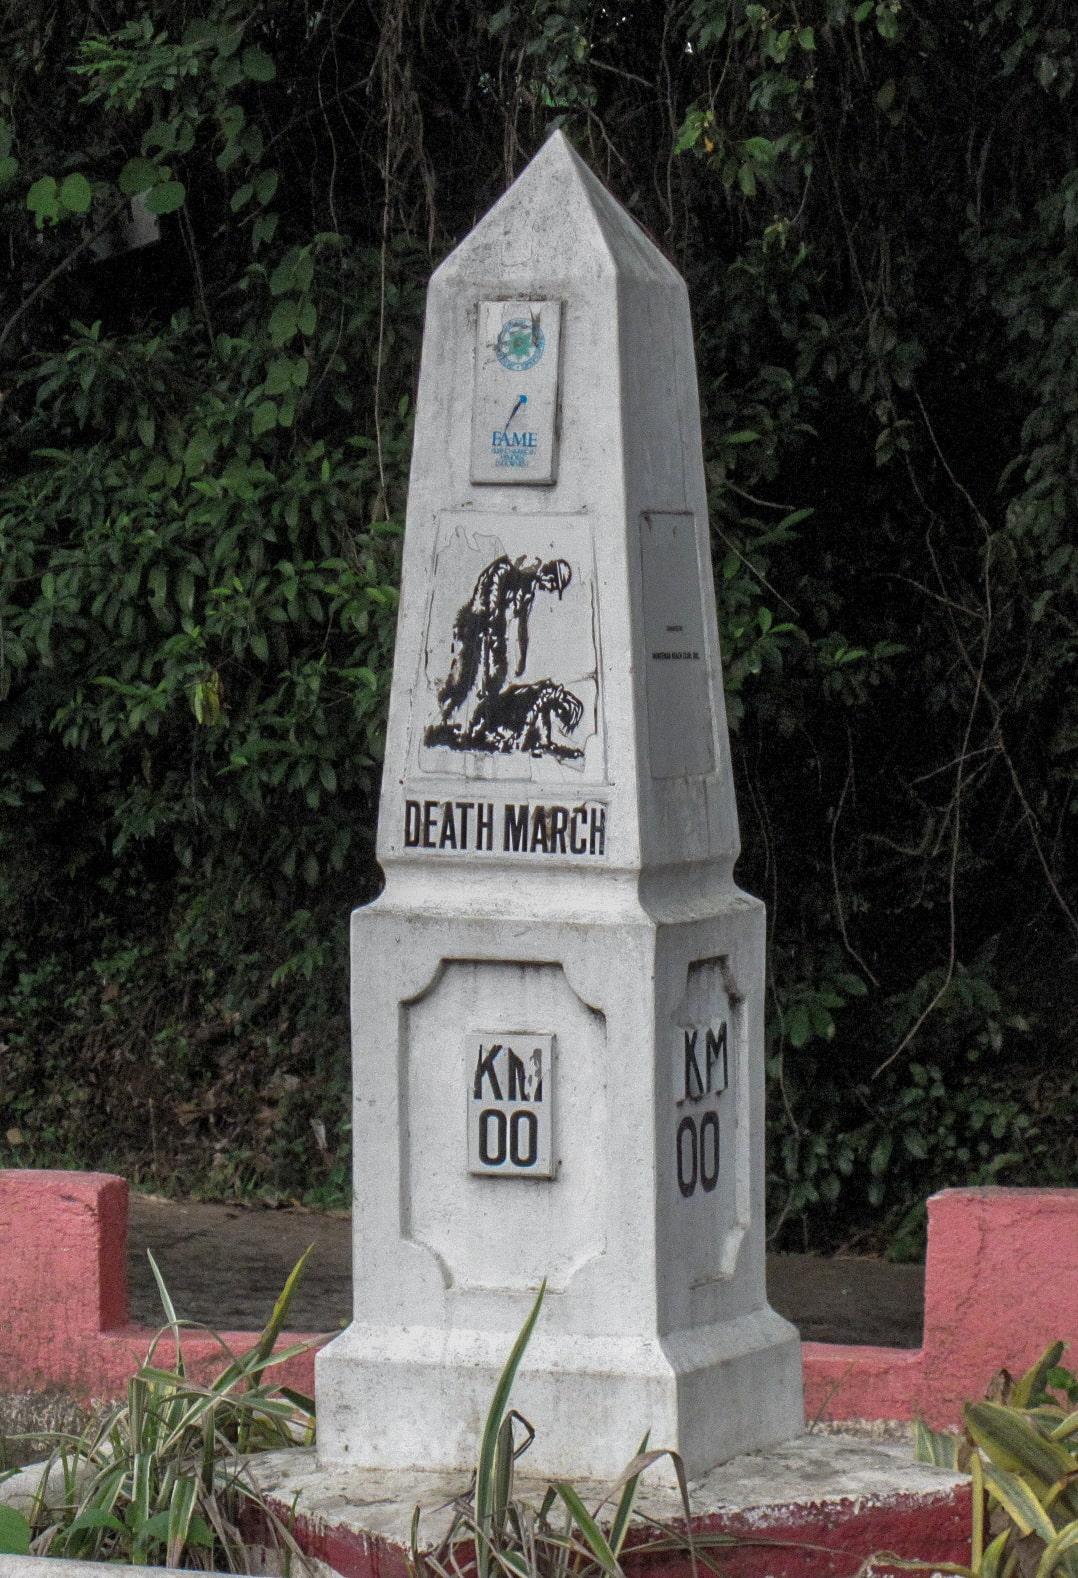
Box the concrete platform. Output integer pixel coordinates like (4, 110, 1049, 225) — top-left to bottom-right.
(250, 1434, 971, 1578)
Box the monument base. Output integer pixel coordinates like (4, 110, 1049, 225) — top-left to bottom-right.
(251, 1435, 971, 1578)
(316, 1309, 802, 1485)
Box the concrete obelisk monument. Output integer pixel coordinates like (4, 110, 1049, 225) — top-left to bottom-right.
(317, 132, 802, 1483)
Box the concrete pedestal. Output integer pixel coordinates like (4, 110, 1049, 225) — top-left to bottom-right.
(317, 130, 802, 1482)
(318, 889, 800, 1482)
(252, 1438, 972, 1578)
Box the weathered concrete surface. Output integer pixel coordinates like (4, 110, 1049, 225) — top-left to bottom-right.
(251, 1437, 971, 1578)
(0, 1559, 341, 1578)
(0, 1391, 93, 1469)
(0, 1564, 241, 1578)
(0, 1457, 92, 1517)
(1, 1436, 969, 1578)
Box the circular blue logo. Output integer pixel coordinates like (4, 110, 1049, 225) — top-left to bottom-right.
(495, 318, 545, 372)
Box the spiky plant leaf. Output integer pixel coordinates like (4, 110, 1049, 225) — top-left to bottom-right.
(474, 1282, 546, 1578)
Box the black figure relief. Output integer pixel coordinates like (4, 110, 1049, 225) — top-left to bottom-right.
(425, 555, 586, 759)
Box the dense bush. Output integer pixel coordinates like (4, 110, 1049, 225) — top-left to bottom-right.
(0, 0, 1075, 1245)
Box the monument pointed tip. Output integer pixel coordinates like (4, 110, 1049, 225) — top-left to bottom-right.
(519, 126, 586, 183)
(440, 126, 679, 290)
(535, 127, 595, 176)
(541, 126, 573, 154)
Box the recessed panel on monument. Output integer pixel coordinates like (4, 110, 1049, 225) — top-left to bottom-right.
(415, 511, 603, 784)
(315, 130, 802, 1486)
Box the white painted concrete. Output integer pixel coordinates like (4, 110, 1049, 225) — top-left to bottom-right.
(0, 1559, 340, 1578)
(0, 1461, 90, 1518)
(0, 1565, 242, 1578)
(0, 1565, 236, 1578)
(316, 129, 802, 1485)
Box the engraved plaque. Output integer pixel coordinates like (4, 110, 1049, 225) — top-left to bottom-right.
(467, 1030, 555, 1178)
(640, 512, 714, 779)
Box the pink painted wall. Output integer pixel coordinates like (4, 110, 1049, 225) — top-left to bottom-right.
(803, 1186, 1078, 1426)
(1, 1170, 1076, 1427)
(0, 1169, 318, 1400)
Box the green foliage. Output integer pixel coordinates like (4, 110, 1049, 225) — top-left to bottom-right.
(0, 0, 1075, 1239)
(12, 1251, 315, 1568)
(915, 1345, 1078, 1578)
(0, 0, 423, 1200)
(0, 1505, 32, 1556)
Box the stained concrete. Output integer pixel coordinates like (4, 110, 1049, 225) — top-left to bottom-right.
(246, 1435, 971, 1578)
(250, 1434, 967, 1548)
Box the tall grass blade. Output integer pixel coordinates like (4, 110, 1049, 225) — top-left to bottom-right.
(554, 1481, 621, 1576)
(1034, 1519, 1078, 1578)
(980, 1528, 1012, 1578)
(663, 1449, 697, 1578)
(474, 1282, 546, 1578)
(609, 1434, 651, 1559)
(971, 1445, 985, 1569)
(251, 1245, 314, 1375)
(914, 1419, 963, 1469)
(147, 1249, 186, 1377)
(491, 1412, 516, 1546)
(966, 1402, 1075, 1490)
(131, 1449, 153, 1533)
(165, 1473, 198, 1567)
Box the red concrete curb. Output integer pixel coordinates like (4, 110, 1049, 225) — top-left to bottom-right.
(2, 1170, 1076, 1426)
(286, 1492, 974, 1578)
(803, 1185, 1078, 1426)
(247, 1439, 972, 1578)
(0, 1170, 319, 1401)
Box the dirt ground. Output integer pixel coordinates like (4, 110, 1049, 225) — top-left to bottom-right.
(126, 1194, 925, 1348)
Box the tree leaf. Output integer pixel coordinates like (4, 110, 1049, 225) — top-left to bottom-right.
(787, 1005, 810, 1047)
(26, 174, 59, 224)
(0, 1507, 31, 1555)
(268, 300, 299, 346)
(119, 158, 159, 196)
(254, 168, 279, 204)
(145, 179, 186, 215)
(59, 171, 92, 213)
(264, 356, 294, 395)
(242, 45, 277, 81)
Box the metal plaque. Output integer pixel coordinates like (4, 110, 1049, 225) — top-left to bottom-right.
(467, 1030, 555, 1178)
